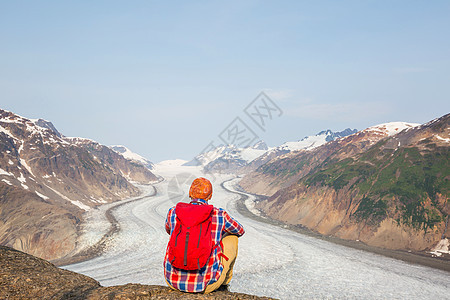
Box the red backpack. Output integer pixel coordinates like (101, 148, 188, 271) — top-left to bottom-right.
(167, 202, 214, 270)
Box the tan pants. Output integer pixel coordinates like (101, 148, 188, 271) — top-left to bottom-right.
(165, 235, 239, 294)
(204, 235, 238, 294)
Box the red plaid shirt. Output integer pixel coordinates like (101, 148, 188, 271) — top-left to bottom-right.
(164, 199, 245, 292)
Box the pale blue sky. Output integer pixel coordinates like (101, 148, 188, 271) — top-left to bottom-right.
(1, 1, 449, 162)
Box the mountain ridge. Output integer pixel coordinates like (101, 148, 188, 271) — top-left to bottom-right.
(186, 128, 357, 174)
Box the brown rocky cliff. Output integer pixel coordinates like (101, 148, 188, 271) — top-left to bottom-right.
(258, 183, 446, 251)
(0, 246, 275, 300)
(0, 183, 80, 260)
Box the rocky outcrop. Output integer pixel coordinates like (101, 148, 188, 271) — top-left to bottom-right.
(0, 109, 157, 261)
(243, 116, 449, 252)
(0, 246, 274, 300)
(0, 184, 79, 260)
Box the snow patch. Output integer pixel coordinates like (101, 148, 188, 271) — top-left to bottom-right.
(429, 238, 450, 257)
(244, 197, 261, 216)
(21, 183, 29, 190)
(20, 158, 35, 177)
(278, 134, 328, 152)
(0, 125, 16, 139)
(70, 200, 91, 211)
(364, 122, 420, 137)
(435, 135, 450, 143)
(119, 170, 133, 181)
(17, 173, 26, 183)
(1, 179, 12, 185)
(421, 117, 441, 128)
(0, 168, 13, 176)
(43, 184, 90, 211)
(35, 191, 49, 200)
(18, 142, 24, 153)
(8, 159, 14, 165)
(236, 147, 268, 162)
(110, 145, 152, 167)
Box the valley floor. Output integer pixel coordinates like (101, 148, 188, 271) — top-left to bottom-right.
(62, 163, 450, 300)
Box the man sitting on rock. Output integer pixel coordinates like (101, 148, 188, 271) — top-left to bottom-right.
(164, 177, 245, 294)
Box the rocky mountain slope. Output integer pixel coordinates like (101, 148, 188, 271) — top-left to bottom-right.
(0, 246, 274, 300)
(240, 116, 449, 252)
(0, 109, 157, 261)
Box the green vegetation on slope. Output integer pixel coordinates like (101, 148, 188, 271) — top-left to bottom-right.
(304, 143, 449, 231)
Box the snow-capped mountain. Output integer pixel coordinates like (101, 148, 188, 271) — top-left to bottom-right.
(31, 118, 63, 138)
(242, 128, 358, 173)
(0, 108, 157, 261)
(361, 121, 420, 137)
(185, 129, 358, 174)
(277, 128, 358, 152)
(184, 141, 270, 173)
(110, 145, 154, 170)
